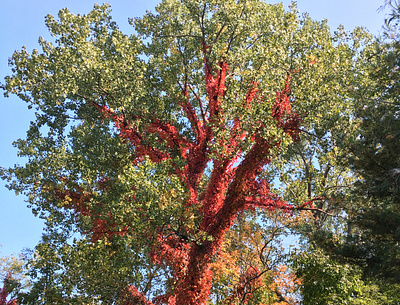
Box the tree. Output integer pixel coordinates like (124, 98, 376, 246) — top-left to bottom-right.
(282, 2, 400, 303)
(312, 0, 400, 288)
(1, 1, 365, 304)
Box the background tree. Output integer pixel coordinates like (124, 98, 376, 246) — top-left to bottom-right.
(345, 0, 400, 282)
(286, 1, 400, 303)
(320, 0, 400, 284)
(1, 1, 369, 304)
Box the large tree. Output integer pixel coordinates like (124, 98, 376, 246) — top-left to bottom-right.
(1, 1, 365, 304)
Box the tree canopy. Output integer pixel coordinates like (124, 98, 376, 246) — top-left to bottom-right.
(312, 0, 400, 289)
(2, 0, 397, 304)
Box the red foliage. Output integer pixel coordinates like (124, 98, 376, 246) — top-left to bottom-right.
(122, 285, 155, 305)
(87, 40, 307, 305)
(272, 73, 302, 142)
(226, 266, 264, 305)
(151, 234, 191, 281)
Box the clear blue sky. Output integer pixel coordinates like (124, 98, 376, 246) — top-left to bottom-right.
(0, 0, 386, 257)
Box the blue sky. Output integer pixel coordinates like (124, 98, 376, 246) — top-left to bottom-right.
(0, 0, 387, 257)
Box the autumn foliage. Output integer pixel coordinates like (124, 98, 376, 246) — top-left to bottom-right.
(51, 41, 302, 304)
(90, 50, 300, 304)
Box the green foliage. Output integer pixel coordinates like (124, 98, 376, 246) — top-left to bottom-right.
(18, 233, 149, 304)
(292, 249, 391, 305)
